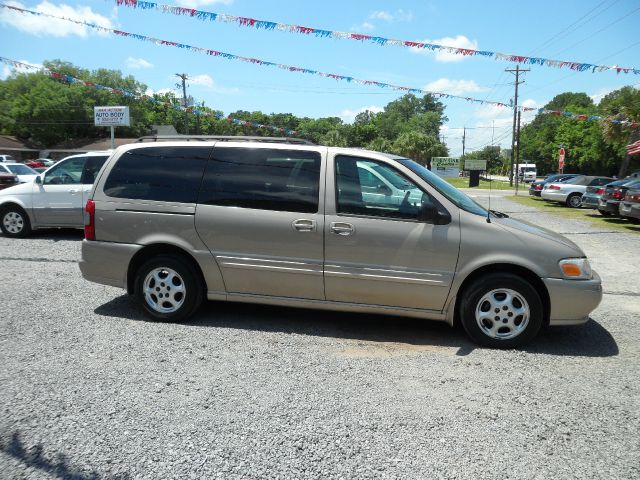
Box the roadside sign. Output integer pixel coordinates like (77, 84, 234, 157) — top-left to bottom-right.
(94, 106, 130, 126)
(464, 159, 487, 171)
(431, 157, 460, 178)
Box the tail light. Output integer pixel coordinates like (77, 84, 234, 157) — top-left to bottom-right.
(595, 188, 604, 195)
(84, 199, 95, 240)
(625, 192, 640, 203)
(611, 190, 623, 200)
(535, 184, 542, 190)
(549, 185, 561, 190)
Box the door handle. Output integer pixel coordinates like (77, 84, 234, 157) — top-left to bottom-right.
(68, 189, 80, 194)
(292, 219, 316, 232)
(330, 222, 354, 236)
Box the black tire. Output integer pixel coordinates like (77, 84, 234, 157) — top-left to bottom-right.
(459, 273, 544, 349)
(134, 254, 204, 322)
(566, 193, 582, 208)
(0, 204, 32, 238)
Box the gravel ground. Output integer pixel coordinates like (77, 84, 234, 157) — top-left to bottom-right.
(1, 195, 639, 479)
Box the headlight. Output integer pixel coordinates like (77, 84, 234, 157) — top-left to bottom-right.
(559, 258, 592, 280)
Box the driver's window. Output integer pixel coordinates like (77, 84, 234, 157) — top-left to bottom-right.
(336, 155, 433, 221)
(44, 157, 86, 185)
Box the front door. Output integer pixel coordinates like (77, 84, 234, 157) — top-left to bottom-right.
(195, 145, 327, 300)
(323, 155, 460, 312)
(33, 156, 87, 226)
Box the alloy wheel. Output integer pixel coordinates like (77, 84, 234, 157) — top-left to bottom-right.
(143, 267, 186, 314)
(2, 211, 24, 234)
(475, 288, 530, 340)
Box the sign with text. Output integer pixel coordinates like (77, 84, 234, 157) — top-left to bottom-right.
(431, 157, 460, 178)
(94, 106, 130, 126)
(464, 159, 487, 171)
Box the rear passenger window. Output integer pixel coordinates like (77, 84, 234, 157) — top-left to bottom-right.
(103, 147, 210, 203)
(81, 156, 109, 184)
(199, 148, 321, 213)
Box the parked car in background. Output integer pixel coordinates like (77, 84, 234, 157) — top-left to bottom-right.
(37, 158, 56, 167)
(79, 137, 602, 349)
(0, 154, 17, 163)
(598, 178, 640, 216)
(23, 159, 45, 169)
(581, 178, 628, 210)
(0, 162, 39, 184)
(33, 167, 47, 174)
(0, 172, 19, 190)
(619, 186, 640, 222)
(541, 175, 614, 208)
(529, 174, 579, 197)
(0, 151, 111, 237)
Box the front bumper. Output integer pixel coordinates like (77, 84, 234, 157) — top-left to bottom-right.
(581, 194, 601, 208)
(543, 270, 603, 325)
(79, 240, 142, 289)
(541, 190, 568, 202)
(619, 201, 640, 219)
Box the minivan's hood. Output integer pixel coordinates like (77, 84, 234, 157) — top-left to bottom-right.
(0, 180, 32, 196)
(493, 215, 583, 255)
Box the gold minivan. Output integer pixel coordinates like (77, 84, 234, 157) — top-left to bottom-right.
(80, 137, 602, 348)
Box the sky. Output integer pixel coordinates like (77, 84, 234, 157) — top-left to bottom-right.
(0, 0, 638, 156)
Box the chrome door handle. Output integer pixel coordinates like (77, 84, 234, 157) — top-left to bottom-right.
(330, 222, 354, 236)
(292, 219, 316, 232)
(68, 189, 80, 194)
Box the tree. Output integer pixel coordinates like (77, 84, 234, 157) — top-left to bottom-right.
(391, 131, 447, 167)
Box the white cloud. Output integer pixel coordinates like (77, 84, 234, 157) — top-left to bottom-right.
(351, 21, 374, 32)
(0, 1, 113, 37)
(126, 57, 153, 69)
(424, 78, 487, 96)
(590, 87, 615, 103)
(339, 105, 384, 123)
(187, 74, 239, 94)
(411, 35, 479, 63)
(175, 0, 233, 6)
(369, 9, 413, 22)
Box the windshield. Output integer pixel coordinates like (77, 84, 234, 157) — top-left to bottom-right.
(6, 164, 37, 175)
(399, 159, 487, 216)
(521, 167, 536, 172)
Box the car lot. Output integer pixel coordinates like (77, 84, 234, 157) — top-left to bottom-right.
(1, 192, 639, 479)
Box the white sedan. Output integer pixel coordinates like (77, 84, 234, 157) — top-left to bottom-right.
(541, 175, 614, 208)
(0, 162, 39, 184)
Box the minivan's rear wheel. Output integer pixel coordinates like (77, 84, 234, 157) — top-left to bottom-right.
(460, 273, 543, 348)
(134, 254, 203, 322)
(566, 193, 582, 208)
(1, 205, 31, 238)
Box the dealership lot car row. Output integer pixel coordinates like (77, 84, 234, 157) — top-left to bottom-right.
(1, 137, 603, 348)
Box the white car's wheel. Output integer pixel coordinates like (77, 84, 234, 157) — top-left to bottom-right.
(0, 206, 31, 238)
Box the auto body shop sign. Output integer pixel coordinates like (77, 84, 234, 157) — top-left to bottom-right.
(94, 106, 130, 126)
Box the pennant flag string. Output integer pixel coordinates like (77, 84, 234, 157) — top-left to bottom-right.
(2, 56, 636, 130)
(0, 57, 304, 136)
(110, 0, 639, 76)
(0, 4, 533, 111)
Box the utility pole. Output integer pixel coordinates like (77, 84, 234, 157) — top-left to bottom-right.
(462, 126, 466, 157)
(175, 73, 189, 134)
(505, 65, 529, 186)
(515, 110, 522, 195)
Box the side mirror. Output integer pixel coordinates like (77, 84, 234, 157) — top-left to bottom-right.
(419, 203, 451, 225)
(35, 175, 42, 185)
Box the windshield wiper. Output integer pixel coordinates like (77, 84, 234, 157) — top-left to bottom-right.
(489, 210, 509, 218)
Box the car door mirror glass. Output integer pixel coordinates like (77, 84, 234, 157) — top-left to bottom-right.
(35, 175, 42, 184)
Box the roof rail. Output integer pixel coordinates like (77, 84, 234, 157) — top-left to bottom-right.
(135, 135, 315, 145)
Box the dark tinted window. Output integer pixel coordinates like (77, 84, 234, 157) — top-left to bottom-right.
(104, 147, 210, 203)
(81, 156, 109, 184)
(199, 148, 321, 213)
(589, 177, 614, 186)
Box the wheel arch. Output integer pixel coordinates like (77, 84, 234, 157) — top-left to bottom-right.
(126, 243, 207, 295)
(452, 263, 550, 328)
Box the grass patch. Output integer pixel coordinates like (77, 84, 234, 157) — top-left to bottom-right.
(446, 177, 515, 190)
(509, 194, 640, 235)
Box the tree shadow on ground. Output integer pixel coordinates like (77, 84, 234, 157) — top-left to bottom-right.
(95, 295, 618, 358)
(584, 213, 640, 233)
(0, 430, 128, 480)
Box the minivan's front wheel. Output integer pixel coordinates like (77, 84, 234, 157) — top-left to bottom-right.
(134, 254, 203, 322)
(460, 273, 543, 349)
(0, 205, 31, 238)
